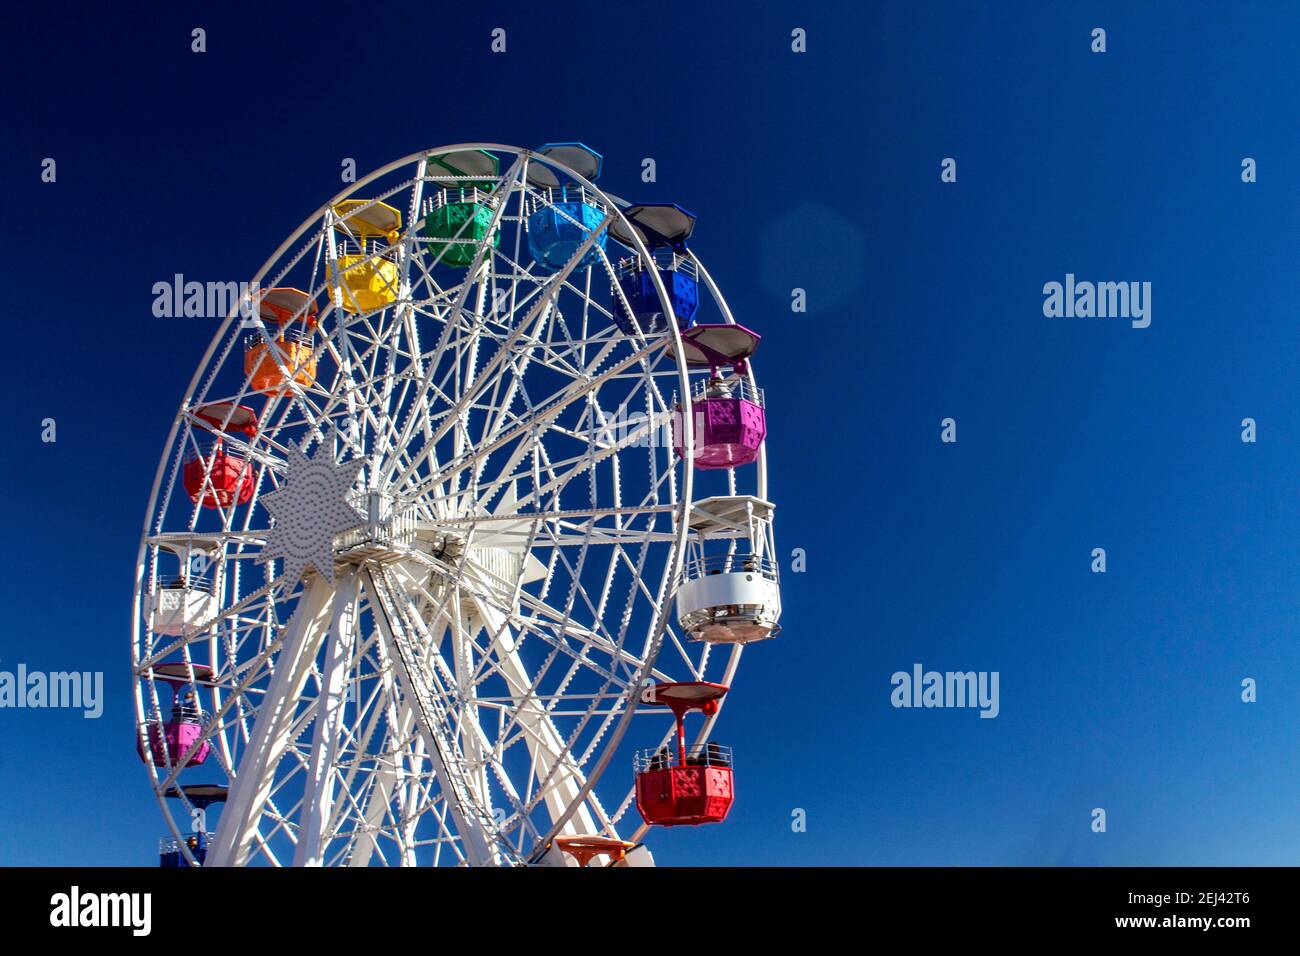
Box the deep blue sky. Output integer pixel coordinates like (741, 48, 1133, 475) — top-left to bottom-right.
(3, 1, 1299, 865)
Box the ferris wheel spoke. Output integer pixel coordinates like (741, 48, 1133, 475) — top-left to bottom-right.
(387, 211, 616, 494)
(465, 596, 599, 837)
(392, 156, 429, 305)
(488, 415, 667, 519)
(523, 546, 639, 675)
(511, 587, 668, 684)
(380, 160, 527, 470)
(464, 313, 617, 464)
(420, 504, 679, 541)
(385, 301, 577, 509)
(406, 339, 662, 510)
(479, 326, 629, 443)
(347, 765, 414, 866)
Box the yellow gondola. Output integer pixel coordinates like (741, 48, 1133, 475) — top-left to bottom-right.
(327, 199, 402, 314)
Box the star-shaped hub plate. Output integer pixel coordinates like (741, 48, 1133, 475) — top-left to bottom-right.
(258, 442, 365, 587)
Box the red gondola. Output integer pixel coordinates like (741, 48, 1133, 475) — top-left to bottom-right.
(634, 682, 735, 827)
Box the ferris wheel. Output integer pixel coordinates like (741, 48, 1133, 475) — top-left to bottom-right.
(132, 143, 783, 867)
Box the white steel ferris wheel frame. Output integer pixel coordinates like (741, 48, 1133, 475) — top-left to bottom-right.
(131, 143, 770, 866)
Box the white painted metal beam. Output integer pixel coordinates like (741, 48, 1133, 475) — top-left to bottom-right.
(294, 570, 360, 865)
(208, 576, 336, 866)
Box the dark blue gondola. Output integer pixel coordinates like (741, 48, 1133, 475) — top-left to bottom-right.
(159, 783, 227, 867)
(609, 203, 700, 335)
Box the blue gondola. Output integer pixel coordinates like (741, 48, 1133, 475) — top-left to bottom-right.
(609, 203, 700, 335)
(525, 143, 609, 272)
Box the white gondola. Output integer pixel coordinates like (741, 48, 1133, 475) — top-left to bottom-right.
(145, 538, 222, 637)
(147, 584, 218, 637)
(676, 496, 781, 644)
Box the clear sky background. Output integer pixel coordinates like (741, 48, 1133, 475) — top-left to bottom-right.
(2, 1, 1298, 865)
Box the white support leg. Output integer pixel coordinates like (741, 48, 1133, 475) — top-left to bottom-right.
(294, 569, 359, 866)
(208, 576, 336, 866)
